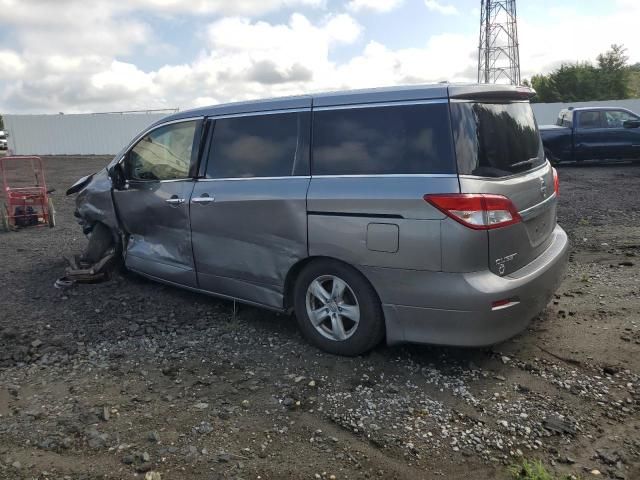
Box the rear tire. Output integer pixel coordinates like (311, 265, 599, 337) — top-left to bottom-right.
(47, 198, 56, 228)
(293, 259, 385, 356)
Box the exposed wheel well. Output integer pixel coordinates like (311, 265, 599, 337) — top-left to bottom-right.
(83, 221, 123, 264)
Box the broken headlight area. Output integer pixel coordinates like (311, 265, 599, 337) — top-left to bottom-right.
(62, 170, 122, 287)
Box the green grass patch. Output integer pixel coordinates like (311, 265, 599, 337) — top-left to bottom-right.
(509, 459, 578, 480)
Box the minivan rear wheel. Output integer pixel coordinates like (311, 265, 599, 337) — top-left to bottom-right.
(294, 259, 384, 356)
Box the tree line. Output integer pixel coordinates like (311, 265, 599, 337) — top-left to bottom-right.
(524, 44, 640, 103)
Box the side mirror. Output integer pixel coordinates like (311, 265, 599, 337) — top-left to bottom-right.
(109, 162, 126, 189)
(623, 119, 640, 129)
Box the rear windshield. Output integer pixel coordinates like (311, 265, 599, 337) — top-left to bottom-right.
(450, 101, 545, 177)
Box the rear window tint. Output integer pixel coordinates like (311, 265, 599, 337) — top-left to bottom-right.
(206, 112, 309, 178)
(577, 111, 603, 129)
(312, 103, 455, 175)
(450, 101, 545, 177)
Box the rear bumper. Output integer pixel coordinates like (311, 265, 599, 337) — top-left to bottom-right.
(362, 225, 569, 347)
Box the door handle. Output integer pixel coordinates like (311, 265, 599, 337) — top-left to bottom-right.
(192, 193, 214, 204)
(166, 197, 185, 205)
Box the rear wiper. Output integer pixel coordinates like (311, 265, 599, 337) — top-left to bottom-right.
(510, 157, 538, 169)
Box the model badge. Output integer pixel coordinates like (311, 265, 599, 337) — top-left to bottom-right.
(540, 177, 547, 197)
(496, 253, 518, 276)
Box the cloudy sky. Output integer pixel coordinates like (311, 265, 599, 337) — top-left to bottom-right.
(0, 0, 638, 114)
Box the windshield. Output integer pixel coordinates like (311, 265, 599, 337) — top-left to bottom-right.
(450, 101, 545, 177)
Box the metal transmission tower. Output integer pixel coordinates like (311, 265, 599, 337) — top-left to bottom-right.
(478, 0, 521, 85)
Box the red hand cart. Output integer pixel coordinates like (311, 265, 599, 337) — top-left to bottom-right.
(0, 156, 56, 231)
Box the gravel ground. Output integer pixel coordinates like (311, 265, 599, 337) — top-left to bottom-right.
(0, 156, 638, 480)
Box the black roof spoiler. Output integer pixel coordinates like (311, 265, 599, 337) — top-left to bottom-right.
(448, 84, 536, 100)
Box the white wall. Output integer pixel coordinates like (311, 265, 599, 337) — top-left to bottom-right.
(531, 99, 640, 125)
(3, 111, 174, 155)
(5, 100, 640, 155)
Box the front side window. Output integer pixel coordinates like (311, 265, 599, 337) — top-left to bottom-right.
(603, 110, 638, 128)
(312, 103, 455, 176)
(206, 112, 309, 178)
(128, 121, 197, 181)
(577, 111, 602, 129)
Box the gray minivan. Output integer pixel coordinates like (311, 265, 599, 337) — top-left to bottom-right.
(69, 83, 569, 356)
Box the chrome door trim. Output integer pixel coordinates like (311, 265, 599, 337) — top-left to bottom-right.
(196, 174, 457, 181)
(117, 116, 205, 167)
(458, 161, 549, 181)
(310, 173, 458, 179)
(191, 196, 215, 204)
(209, 108, 311, 121)
(197, 175, 311, 182)
(124, 178, 196, 186)
(519, 192, 557, 220)
(313, 98, 448, 112)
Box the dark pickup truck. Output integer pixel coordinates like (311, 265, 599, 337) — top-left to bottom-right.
(540, 107, 640, 163)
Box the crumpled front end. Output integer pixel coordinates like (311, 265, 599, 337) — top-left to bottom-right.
(72, 168, 119, 235)
(62, 168, 122, 285)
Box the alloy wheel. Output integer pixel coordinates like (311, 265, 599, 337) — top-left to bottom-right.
(305, 274, 360, 341)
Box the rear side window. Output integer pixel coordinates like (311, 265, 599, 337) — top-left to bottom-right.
(577, 111, 603, 129)
(206, 112, 309, 178)
(450, 101, 544, 178)
(312, 103, 455, 175)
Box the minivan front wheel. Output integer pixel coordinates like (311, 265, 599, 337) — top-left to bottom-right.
(294, 260, 384, 356)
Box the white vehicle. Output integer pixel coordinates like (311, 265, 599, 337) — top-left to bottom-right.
(0, 131, 7, 150)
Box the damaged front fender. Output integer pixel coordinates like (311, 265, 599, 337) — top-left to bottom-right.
(70, 168, 120, 234)
(66, 173, 95, 196)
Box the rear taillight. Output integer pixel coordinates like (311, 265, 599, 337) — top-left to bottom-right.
(552, 167, 559, 196)
(424, 194, 522, 230)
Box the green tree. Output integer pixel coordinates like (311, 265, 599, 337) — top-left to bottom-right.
(0, 115, 3, 130)
(596, 44, 629, 99)
(628, 62, 640, 98)
(526, 44, 633, 102)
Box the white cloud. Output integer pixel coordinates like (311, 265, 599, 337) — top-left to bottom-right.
(0, 0, 325, 20)
(2, 0, 640, 113)
(132, 0, 326, 16)
(518, 1, 640, 80)
(0, 50, 26, 79)
(424, 0, 458, 16)
(91, 61, 155, 92)
(347, 0, 403, 13)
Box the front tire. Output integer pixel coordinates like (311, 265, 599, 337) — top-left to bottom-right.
(293, 259, 384, 356)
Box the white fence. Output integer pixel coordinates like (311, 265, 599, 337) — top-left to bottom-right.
(3, 111, 175, 156)
(531, 99, 640, 125)
(4, 99, 640, 155)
